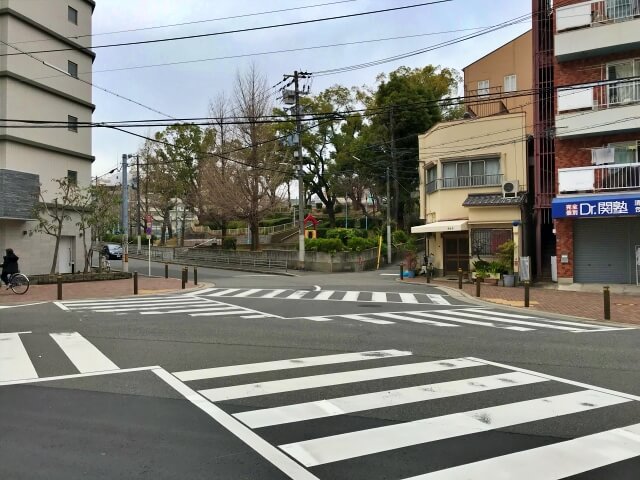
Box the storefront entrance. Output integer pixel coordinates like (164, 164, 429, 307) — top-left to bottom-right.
(443, 232, 470, 275)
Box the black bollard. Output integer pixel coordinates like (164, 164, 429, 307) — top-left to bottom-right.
(181, 268, 186, 289)
(475, 277, 481, 298)
(133, 271, 138, 295)
(57, 275, 63, 300)
(524, 280, 530, 307)
(604, 286, 611, 320)
(458, 268, 463, 289)
(400, 263, 404, 280)
(164, 263, 169, 279)
(193, 266, 198, 286)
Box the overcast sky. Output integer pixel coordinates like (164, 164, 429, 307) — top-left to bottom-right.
(89, 0, 530, 177)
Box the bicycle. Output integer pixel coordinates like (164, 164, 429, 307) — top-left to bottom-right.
(5, 272, 30, 295)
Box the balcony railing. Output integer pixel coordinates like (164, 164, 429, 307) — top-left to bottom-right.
(426, 174, 503, 193)
(556, 0, 640, 33)
(557, 79, 640, 112)
(558, 163, 640, 193)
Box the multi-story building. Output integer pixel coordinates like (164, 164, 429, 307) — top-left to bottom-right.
(412, 32, 533, 277)
(0, 0, 95, 274)
(551, 0, 640, 284)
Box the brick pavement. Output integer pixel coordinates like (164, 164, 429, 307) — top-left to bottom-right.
(404, 278, 640, 325)
(0, 277, 189, 306)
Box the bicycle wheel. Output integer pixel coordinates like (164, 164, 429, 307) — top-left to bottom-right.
(10, 274, 30, 295)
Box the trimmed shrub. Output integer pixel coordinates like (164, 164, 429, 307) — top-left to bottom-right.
(259, 217, 291, 227)
(347, 236, 378, 252)
(222, 237, 237, 250)
(392, 229, 409, 244)
(227, 220, 247, 229)
(305, 237, 346, 253)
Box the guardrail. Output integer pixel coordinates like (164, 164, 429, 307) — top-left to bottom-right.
(556, 0, 640, 33)
(192, 220, 298, 237)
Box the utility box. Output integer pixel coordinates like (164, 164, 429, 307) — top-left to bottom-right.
(551, 256, 558, 282)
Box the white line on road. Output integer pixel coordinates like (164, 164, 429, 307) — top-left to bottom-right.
(190, 310, 250, 317)
(259, 289, 288, 298)
(409, 311, 535, 331)
(279, 389, 629, 467)
(208, 288, 241, 297)
(427, 294, 450, 305)
(141, 305, 240, 315)
(0, 365, 159, 387)
(403, 422, 640, 480)
(173, 349, 411, 382)
(399, 293, 419, 304)
(0, 332, 38, 382)
(341, 314, 395, 325)
(153, 368, 320, 480)
(313, 285, 321, 291)
(0, 301, 49, 310)
(371, 292, 387, 303)
(235, 371, 547, 428)
(375, 312, 460, 327)
(286, 290, 309, 299)
(342, 291, 360, 301)
(53, 301, 70, 311)
(304, 316, 334, 322)
(199, 358, 480, 402)
(313, 290, 334, 300)
(232, 289, 263, 298)
(49, 332, 118, 373)
(448, 310, 584, 332)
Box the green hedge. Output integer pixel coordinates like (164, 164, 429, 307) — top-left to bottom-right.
(304, 238, 346, 253)
(259, 217, 292, 227)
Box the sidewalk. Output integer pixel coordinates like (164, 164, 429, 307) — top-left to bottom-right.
(0, 277, 190, 306)
(403, 277, 640, 325)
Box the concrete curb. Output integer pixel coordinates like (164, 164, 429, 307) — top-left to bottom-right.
(395, 279, 638, 329)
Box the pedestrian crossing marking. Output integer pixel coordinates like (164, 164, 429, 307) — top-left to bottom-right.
(0, 332, 39, 382)
(170, 350, 640, 479)
(49, 332, 118, 373)
(173, 349, 411, 382)
(197, 287, 452, 305)
(0, 331, 119, 384)
(410, 311, 534, 331)
(199, 358, 480, 402)
(234, 371, 548, 429)
(340, 314, 395, 325)
(375, 312, 460, 327)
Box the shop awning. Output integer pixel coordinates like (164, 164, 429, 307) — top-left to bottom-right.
(411, 219, 468, 233)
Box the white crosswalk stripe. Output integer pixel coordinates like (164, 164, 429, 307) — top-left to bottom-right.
(172, 350, 640, 478)
(299, 308, 627, 333)
(197, 287, 452, 305)
(0, 331, 119, 384)
(57, 295, 278, 319)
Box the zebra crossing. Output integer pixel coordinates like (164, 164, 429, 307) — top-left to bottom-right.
(301, 307, 631, 333)
(56, 295, 279, 319)
(190, 287, 453, 305)
(168, 349, 640, 479)
(0, 331, 119, 384)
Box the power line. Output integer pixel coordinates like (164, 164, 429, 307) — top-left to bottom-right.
(12, 0, 361, 44)
(0, 1, 453, 57)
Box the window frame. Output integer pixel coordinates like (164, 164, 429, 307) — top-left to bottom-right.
(477, 80, 490, 96)
(471, 229, 513, 256)
(441, 157, 501, 188)
(68, 115, 78, 132)
(504, 74, 517, 92)
(608, 140, 639, 164)
(68, 60, 78, 78)
(68, 6, 78, 25)
(67, 170, 78, 185)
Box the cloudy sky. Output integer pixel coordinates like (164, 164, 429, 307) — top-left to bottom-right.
(89, 0, 530, 177)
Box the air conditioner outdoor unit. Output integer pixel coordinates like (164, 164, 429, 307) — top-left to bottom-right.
(502, 180, 519, 198)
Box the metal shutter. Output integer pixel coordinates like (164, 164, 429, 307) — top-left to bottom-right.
(574, 218, 630, 283)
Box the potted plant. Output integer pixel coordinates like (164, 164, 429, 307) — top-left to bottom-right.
(497, 240, 516, 287)
(471, 259, 489, 281)
(486, 261, 503, 285)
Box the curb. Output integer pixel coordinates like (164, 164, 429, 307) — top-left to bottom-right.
(396, 279, 638, 329)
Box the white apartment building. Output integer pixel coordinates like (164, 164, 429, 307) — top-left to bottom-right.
(0, 0, 95, 274)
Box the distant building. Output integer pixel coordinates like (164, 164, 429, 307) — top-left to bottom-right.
(0, 0, 95, 273)
(551, 0, 640, 284)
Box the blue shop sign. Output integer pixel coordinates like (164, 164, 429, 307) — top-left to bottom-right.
(552, 193, 640, 219)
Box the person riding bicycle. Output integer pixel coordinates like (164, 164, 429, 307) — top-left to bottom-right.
(1, 248, 20, 286)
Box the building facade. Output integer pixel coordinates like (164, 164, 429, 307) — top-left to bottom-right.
(551, 0, 640, 284)
(412, 33, 533, 277)
(0, 0, 95, 274)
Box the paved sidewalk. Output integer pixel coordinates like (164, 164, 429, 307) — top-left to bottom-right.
(403, 277, 640, 325)
(0, 277, 195, 306)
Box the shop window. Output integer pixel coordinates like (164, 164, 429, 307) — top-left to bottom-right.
(442, 157, 501, 188)
(471, 229, 512, 256)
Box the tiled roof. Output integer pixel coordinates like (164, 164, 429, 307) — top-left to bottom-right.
(463, 193, 526, 207)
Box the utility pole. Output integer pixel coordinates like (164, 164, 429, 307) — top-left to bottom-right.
(121, 154, 129, 273)
(386, 166, 392, 265)
(389, 106, 398, 225)
(283, 70, 311, 270)
(128, 154, 142, 254)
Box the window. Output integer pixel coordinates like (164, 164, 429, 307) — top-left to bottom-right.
(426, 167, 438, 193)
(609, 141, 639, 164)
(607, 58, 640, 105)
(68, 6, 78, 24)
(477, 80, 490, 95)
(471, 229, 512, 256)
(68, 60, 78, 78)
(68, 115, 78, 132)
(67, 170, 78, 185)
(441, 158, 500, 188)
(504, 74, 517, 92)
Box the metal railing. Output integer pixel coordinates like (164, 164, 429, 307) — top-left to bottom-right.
(558, 162, 640, 193)
(193, 220, 298, 237)
(557, 78, 640, 112)
(426, 174, 503, 192)
(557, 0, 640, 33)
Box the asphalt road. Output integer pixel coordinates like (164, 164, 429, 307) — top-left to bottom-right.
(2, 266, 640, 479)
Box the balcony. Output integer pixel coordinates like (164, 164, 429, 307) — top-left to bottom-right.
(558, 163, 640, 194)
(426, 174, 503, 193)
(556, 79, 640, 137)
(555, 0, 640, 62)
(464, 86, 509, 118)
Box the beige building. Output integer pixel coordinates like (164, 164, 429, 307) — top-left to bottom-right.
(413, 113, 528, 276)
(463, 30, 533, 134)
(0, 0, 95, 274)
